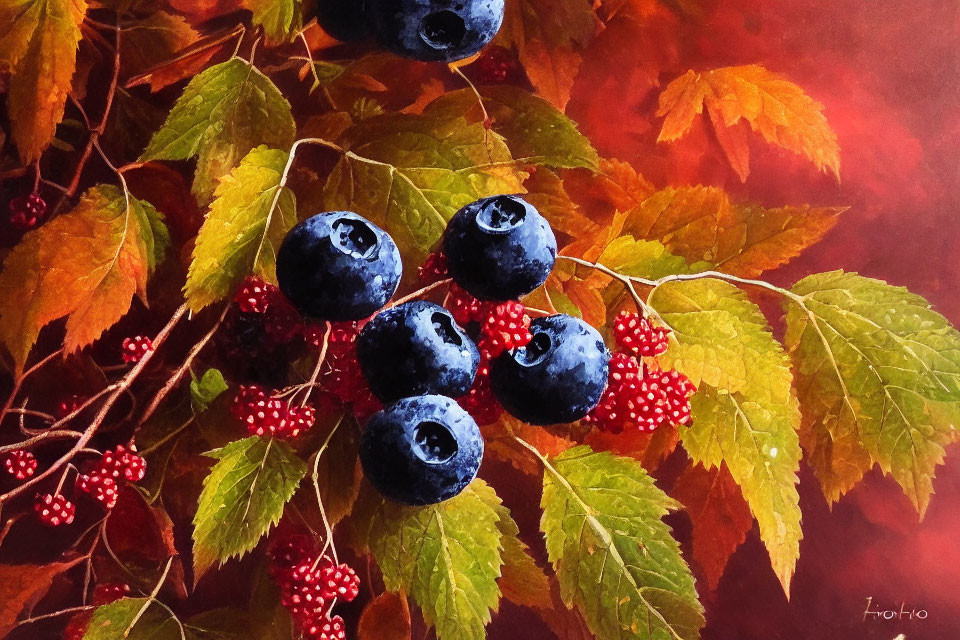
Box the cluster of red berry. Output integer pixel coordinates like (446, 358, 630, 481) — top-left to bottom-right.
(8, 191, 47, 231)
(269, 535, 360, 640)
(307, 321, 383, 423)
(63, 583, 131, 640)
(420, 253, 535, 426)
(231, 385, 317, 439)
(121, 335, 154, 363)
(585, 311, 696, 433)
(27, 445, 146, 527)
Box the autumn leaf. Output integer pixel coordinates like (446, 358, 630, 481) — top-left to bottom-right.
(481, 414, 576, 476)
(358, 479, 503, 640)
(495, 0, 597, 110)
(657, 65, 841, 181)
(540, 446, 705, 640)
(0, 558, 84, 637)
(583, 423, 679, 472)
(624, 185, 844, 277)
(485, 495, 552, 611)
(672, 463, 753, 591)
(358, 592, 411, 640)
(192, 436, 306, 579)
(521, 169, 600, 240)
(784, 271, 960, 517)
(141, 58, 296, 204)
(120, 10, 200, 79)
(0, 184, 168, 374)
(84, 598, 181, 639)
(184, 146, 297, 312)
(242, 0, 303, 45)
(598, 236, 702, 279)
(0, 0, 87, 163)
(561, 158, 655, 228)
(324, 111, 527, 265)
(651, 278, 803, 595)
(125, 24, 244, 93)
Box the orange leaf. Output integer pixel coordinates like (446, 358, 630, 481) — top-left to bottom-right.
(120, 10, 200, 80)
(0, 556, 85, 637)
(583, 425, 679, 472)
(358, 592, 411, 640)
(0, 185, 164, 373)
(125, 24, 242, 92)
(0, 0, 87, 163)
(672, 463, 753, 591)
(496, 0, 597, 110)
(657, 65, 841, 180)
(624, 185, 845, 277)
(482, 415, 576, 475)
(399, 78, 448, 115)
(561, 158, 655, 229)
(522, 168, 600, 240)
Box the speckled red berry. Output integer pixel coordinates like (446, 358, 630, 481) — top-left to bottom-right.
(269, 534, 317, 580)
(477, 300, 532, 359)
(76, 472, 119, 509)
(98, 445, 146, 483)
(56, 394, 86, 419)
(458, 359, 502, 426)
(235, 276, 278, 314)
(613, 310, 670, 357)
(231, 385, 268, 419)
(446, 283, 492, 327)
(303, 614, 346, 640)
(472, 45, 519, 84)
(9, 192, 47, 230)
(93, 582, 130, 604)
(121, 336, 153, 363)
(242, 398, 288, 437)
(282, 404, 316, 439)
(34, 493, 75, 527)
(280, 562, 328, 624)
(419, 252, 449, 284)
(2, 449, 37, 480)
(319, 560, 360, 602)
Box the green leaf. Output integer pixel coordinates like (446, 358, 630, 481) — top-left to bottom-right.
(425, 87, 599, 169)
(184, 146, 297, 312)
(192, 436, 306, 579)
(83, 598, 181, 640)
(0, 184, 167, 373)
(140, 59, 295, 204)
(651, 278, 802, 594)
(360, 479, 504, 640)
(487, 497, 552, 610)
(190, 368, 228, 412)
(540, 446, 704, 640)
(784, 271, 960, 516)
(242, 0, 303, 44)
(598, 236, 705, 280)
(324, 112, 527, 264)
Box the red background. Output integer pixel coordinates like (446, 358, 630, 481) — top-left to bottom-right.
(496, 0, 960, 638)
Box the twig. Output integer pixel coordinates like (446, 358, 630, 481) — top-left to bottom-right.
(301, 322, 332, 407)
(312, 415, 344, 564)
(12, 605, 94, 629)
(125, 557, 174, 634)
(0, 306, 187, 505)
(0, 430, 85, 455)
(139, 304, 230, 425)
(387, 278, 453, 309)
(0, 348, 64, 426)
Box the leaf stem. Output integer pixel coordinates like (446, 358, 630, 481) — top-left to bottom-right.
(312, 414, 345, 564)
(125, 557, 174, 635)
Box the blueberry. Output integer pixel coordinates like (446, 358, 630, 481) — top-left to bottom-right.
(360, 395, 483, 505)
(314, 0, 370, 42)
(366, 0, 505, 63)
(442, 195, 557, 301)
(276, 212, 402, 321)
(490, 314, 609, 425)
(357, 301, 480, 402)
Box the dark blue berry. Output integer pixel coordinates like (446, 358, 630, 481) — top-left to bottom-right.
(490, 314, 609, 425)
(361, 395, 483, 505)
(442, 195, 557, 301)
(315, 0, 370, 42)
(277, 212, 402, 321)
(366, 0, 505, 63)
(357, 301, 479, 403)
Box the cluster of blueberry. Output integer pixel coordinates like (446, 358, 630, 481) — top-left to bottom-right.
(273, 194, 617, 506)
(317, 0, 505, 63)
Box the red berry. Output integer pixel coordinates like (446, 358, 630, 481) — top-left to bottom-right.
(657, 367, 696, 426)
(234, 276, 278, 314)
(98, 445, 146, 483)
(458, 360, 502, 426)
(56, 394, 86, 419)
(8, 192, 47, 230)
(2, 450, 37, 480)
(472, 45, 518, 84)
(319, 560, 360, 602)
(93, 582, 130, 605)
(477, 300, 532, 359)
(75, 473, 119, 509)
(613, 310, 670, 358)
(446, 284, 492, 327)
(242, 398, 288, 437)
(34, 493, 75, 527)
(419, 252, 449, 284)
(63, 612, 92, 640)
(121, 336, 153, 363)
(280, 562, 328, 624)
(305, 321, 360, 351)
(303, 614, 346, 640)
(269, 534, 317, 578)
(282, 404, 316, 439)
(264, 295, 303, 344)
(231, 385, 269, 419)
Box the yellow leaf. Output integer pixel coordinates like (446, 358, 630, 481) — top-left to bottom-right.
(0, 0, 87, 163)
(0, 185, 166, 373)
(657, 65, 841, 181)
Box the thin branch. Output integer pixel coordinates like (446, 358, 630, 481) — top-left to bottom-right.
(12, 605, 94, 629)
(0, 348, 64, 426)
(312, 415, 344, 564)
(0, 430, 85, 455)
(387, 278, 453, 309)
(0, 306, 188, 505)
(125, 557, 174, 634)
(301, 322, 332, 408)
(139, 304, 230, 425)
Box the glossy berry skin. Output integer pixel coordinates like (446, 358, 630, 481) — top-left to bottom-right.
(2, 450, 37, 480)
(315, 0, 370, 42)
(277, 212, 402, 322)
(35, 493, 75, 527)
(361, 395, 483, 506)
(366, 0, 505, 63)
(121, 336, 153, 363)
(490, 314, 609, 425)
(443, 195, 557, 301)
(357, 302, 479, 403)
(76, 473, 119, 509)
(98, 445, 146, 483)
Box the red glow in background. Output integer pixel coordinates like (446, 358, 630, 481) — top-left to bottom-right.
(495, 1, 960, 638)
